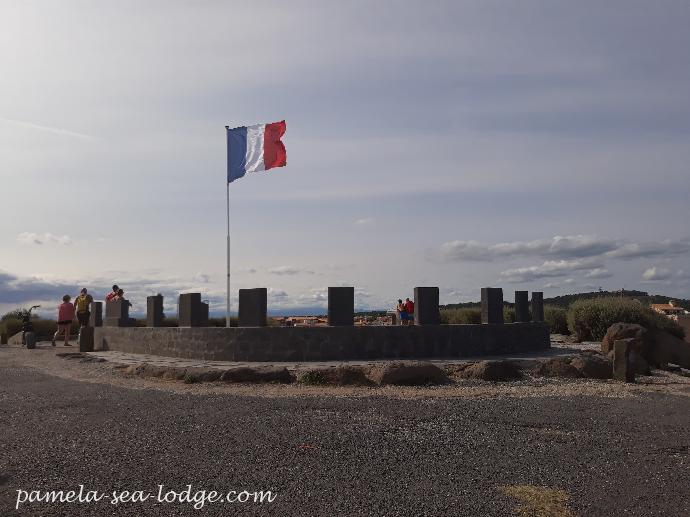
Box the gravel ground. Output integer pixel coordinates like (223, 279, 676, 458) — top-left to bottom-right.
(1, 346, 689, 516)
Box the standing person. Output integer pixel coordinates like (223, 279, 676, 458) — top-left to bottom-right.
(74, 288, 93, 328)
(52, 295, 75, 346)
(396, 299, 407, 326)
(404, 297, 415, 325)
(105, 285, 119, 303)
(113, 288, 130, 304)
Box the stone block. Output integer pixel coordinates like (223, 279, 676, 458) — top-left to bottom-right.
(104, 300, 135, 327)
(78, 326, 94, 352)
(89, 302, 103, 327)
(147, 295, 164, 327)
(328, 287, 354, 326)
(481, 287, 504, 324)
(178, 293, 208, 327)
(200, 302, 209, 327)
(514, 291, 530, 323)
(613, 338, 636, 382)
(414, 287, 440, 325)
(239, 288, 267, 327)
(531, 292, 544, 322)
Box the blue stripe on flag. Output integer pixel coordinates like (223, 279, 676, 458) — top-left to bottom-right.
(227, 126, 248, 183)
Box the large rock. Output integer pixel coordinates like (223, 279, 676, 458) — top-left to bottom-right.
(570, 353, 612, 379)
(457, 360, 522, 381)
(367, 361, 448, 386)
(647, 329, 690, 369)
(601, 323, 647, 355)
(533, 357, 581, 378)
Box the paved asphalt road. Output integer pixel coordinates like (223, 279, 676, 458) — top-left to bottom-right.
(1, 363, 689, 516)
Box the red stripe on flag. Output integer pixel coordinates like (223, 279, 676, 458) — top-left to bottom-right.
(263, 120, 287, 170)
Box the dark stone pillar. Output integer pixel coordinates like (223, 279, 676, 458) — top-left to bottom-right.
(328, 287, 354, 326)
(414, 287, 440, 325)
(147, 295, 164, 327)
(514, 291, 530, 323)
(531, 292, 544, 322)
(89, 302, 103, 327)
(481, 287, 504, 324)
(239, 288, 267, 327)
(78, 327, 94, 352)
(614, 338, 636, 382)
(200, 302, 209, 327)
(178, 293, 208, 327)
(104, 300, 135, 327)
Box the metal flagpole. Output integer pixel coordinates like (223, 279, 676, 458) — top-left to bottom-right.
(225, 127, 231, 328)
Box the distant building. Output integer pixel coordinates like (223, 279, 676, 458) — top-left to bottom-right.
(650, 300, 689, 320)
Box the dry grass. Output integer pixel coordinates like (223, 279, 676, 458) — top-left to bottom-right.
(500, 485, 576, 517)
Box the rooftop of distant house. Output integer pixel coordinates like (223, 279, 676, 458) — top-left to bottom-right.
(651, 301, 688, 314)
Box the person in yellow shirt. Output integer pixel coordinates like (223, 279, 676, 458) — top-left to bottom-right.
(73, 288, 94, 328)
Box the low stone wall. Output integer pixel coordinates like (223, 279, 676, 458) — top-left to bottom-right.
(94, 323, 550, 362)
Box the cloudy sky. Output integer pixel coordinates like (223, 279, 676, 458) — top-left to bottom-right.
(1, 1, 689, 317)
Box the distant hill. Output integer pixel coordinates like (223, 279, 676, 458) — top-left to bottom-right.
(440, 290, 690, 310)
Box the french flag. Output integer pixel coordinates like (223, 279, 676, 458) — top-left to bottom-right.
(226, 120, 287, 183)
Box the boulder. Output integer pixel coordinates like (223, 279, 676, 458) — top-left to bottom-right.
(601, 323, 647, 355)
(298, 366, 371, 386)
(533, 357, 581, 378)
(457, 360, 522, 382)
(570, 353, 612, 379)
(606, 350, 649, 375)
(220, 366, 293, 384)
(647, 329, 690, 369)
(367, 361, 448, 386)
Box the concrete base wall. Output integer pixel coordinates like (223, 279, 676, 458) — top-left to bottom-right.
(94, 323, 550, 362)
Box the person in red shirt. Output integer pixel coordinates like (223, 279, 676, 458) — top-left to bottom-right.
(404, 298, 415, 325)
(52, 295, 76, 346)
(105, 285, 119, 303)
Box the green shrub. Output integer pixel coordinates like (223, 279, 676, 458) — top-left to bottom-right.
(544, 306, 569, 335)
(299, 371, 327, 385)
(0, 318, 22, 338)
(440, 308, 481, 325)
(567, 297, 684, 342)
(503, 307, 516, 323)
(0, 316, 80, 341)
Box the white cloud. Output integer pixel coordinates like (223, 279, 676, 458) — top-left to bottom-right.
(268, 288, 288, 300)
(0, 117, 99, 141)
(642, 267, 672, 281)
(194, 272, 211, 283)
(605, 240, 690, 260)
(17, 232, 72, 246)
(584, 268, 613, 279)
(439, 235, 617, 262)
(268, 266, 314, 276)
(500, 258, 603, 283)
(438, 235, 690, 263)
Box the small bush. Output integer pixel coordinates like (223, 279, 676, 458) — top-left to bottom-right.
(567, 297, 684, 342)
(544, 306, 569, 335)
(0, 317, 79, 340)
(440, 308, 482, 325)
(503, 307, 516, 323)
(298, 371, 327, 385)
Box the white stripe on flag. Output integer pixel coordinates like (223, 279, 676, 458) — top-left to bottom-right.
(244, 124, 266, 173)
